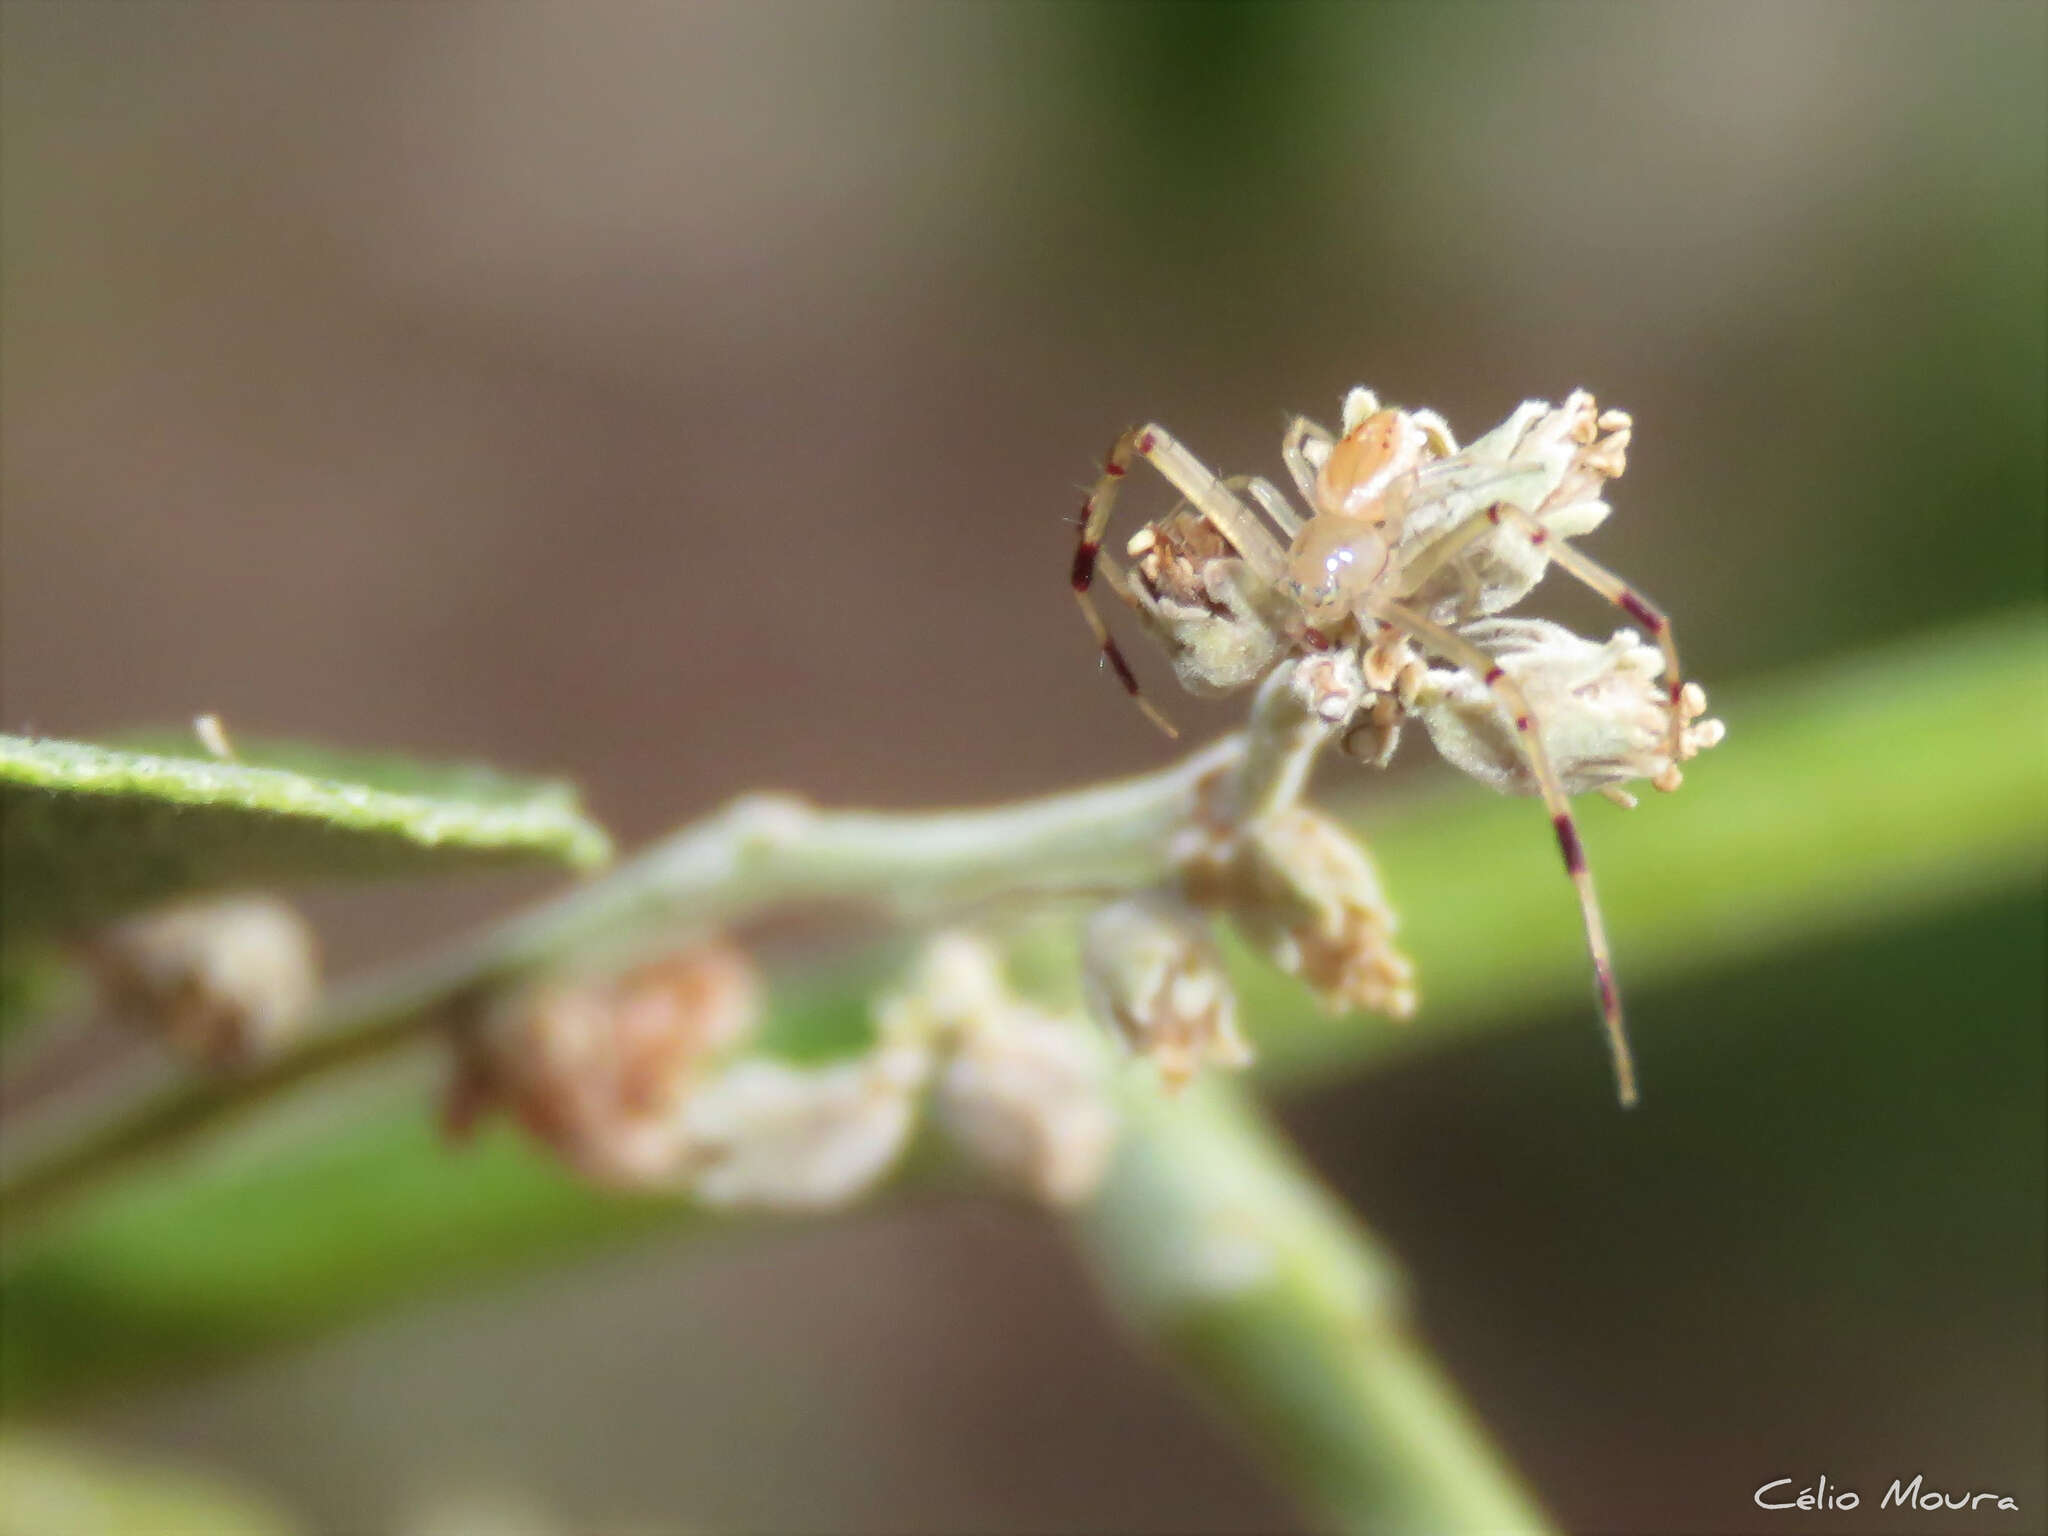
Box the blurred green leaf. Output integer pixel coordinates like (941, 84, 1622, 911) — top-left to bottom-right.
(0, 1431, 295, 1536)
(0, 733, 612, 939)
(0, 610, 2042, 1413)
(0, 1103, 674, 1413)
(0, 946, 84, 1047)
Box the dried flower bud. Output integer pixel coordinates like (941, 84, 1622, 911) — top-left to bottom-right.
(1288, 642, 1368, 726)
(447, 942, 759, 1188)
(1328, 631, 1428, 767)
(1082, 893, 1249, 1091)
(1123, 511, 1285, 695)
(1188, 808, 1417, 1021)
(869, 929, 1014, 1051)
(1417, 618, 1727, 798)
(938, 1011, 1115, 1205)
(867, 932, 1110, 1204)
(91, 895, 318, 1065)
(874, 932, 1116, 1204)
(682, 1044, 928, 1211)
(1339, 691, 1408, 769)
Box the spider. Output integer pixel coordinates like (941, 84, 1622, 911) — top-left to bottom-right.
(1067, 387, 1699, 1106)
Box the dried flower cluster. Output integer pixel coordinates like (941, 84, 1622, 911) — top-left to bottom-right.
(443, 942, 760, 1187)
(89, 895, 319, 1065)
(1417, 619, 1725, 803)
(1081, 893, 1249, 1091)
(1073, 770, 1417, 1092)
(448, 932, 1117, 1210)
(1070, 386, 1727, 1102)
(887, 932, 1118, 1205)
(1187, 805, 1417, 1023)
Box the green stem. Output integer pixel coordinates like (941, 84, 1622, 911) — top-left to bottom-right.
(1226, 662, 1337, 823)
(1073, 1077, 1553, 1534)
(0, 660, 1360, 1229)
(0, 737, 1246, 1226)
(2, 611, 2041, 1414)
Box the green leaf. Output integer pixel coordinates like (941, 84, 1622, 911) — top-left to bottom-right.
(0, 733, 612, 939)
(0, 944, 85, 1047)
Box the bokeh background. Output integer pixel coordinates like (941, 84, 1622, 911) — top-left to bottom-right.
(3, 3, 2042, 1532)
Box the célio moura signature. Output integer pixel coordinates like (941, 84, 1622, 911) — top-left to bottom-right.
(1754, 1474, 2020, 1513)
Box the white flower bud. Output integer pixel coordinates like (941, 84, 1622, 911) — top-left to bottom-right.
(1081, 893, 1250, 1091)
(1188, 808, 1417, 1021)
(869, 929, 1013, 1050)
(91, 895, 318, 1065)
(938, 1010, 1115, 1206)
(1417, 618, 1726, 798)
(682, 1044, 928, 1212)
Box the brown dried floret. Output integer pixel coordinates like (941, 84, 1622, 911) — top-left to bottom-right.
(1184, 806, 1417, 1022)
(91, 895, 319, 1066)
(444, 940, 759, 1188)
(1081, 892, 1249, 1092)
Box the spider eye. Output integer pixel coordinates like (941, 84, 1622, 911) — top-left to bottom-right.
(1316, 544, 1359, 587)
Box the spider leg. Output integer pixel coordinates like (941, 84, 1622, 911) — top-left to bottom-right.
(1223, 473, 1304, 539)
(1388, 490, 1506, 604)
(1281, 416, 1335, 504)
(1069, 424, 1288, 737)
(1368, 596, 1639, 1107)
(1390, 495, 1689, 779)
(1088, 551, 1181, 737)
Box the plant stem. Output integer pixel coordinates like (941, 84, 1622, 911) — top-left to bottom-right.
(3, 611, 2040, 1418)
(1226, 664, 1337, 824)
(0, 736, 1248, 1226)
(0, 659, 1355, 1230)
(1072, 1076, 1554, 1534)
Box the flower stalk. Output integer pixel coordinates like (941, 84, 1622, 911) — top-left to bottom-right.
(1072, 1076, 1554, 1534)
(2, 646, 1379, 1227)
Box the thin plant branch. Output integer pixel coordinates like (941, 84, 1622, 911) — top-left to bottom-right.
(1075, 1076, 1555, 1534)
(0, 729, 1260, 1226)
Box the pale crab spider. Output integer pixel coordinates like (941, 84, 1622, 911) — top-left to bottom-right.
(1069, 388, 1698, 1106)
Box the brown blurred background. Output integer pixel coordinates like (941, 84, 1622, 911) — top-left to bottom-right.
(4, 3, 2043, 1532)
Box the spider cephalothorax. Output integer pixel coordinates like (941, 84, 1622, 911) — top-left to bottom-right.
(1066, 386, 1724, 1104)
